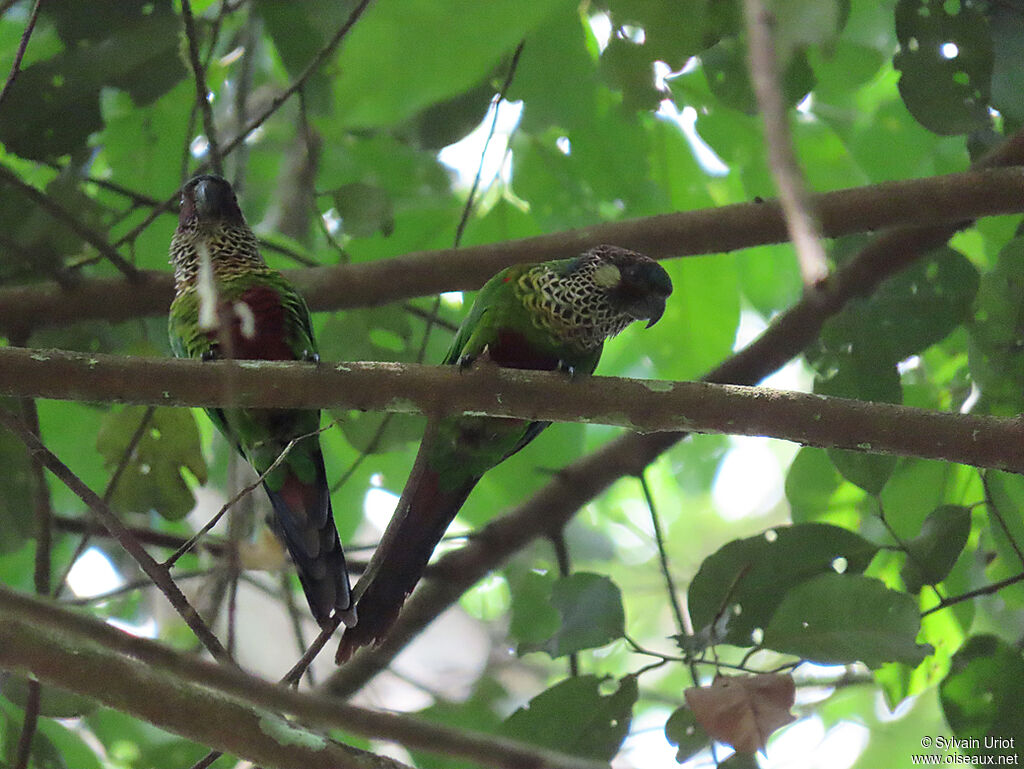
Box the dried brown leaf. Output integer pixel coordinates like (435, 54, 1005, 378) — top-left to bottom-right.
(683, 672, 796, 753)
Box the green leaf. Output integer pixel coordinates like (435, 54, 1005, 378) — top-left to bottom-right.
(252, 0, 346, 114)
(784, 447, 842, 524)
(687, 524, 880, 648)
(0, 0, 186, 160)
(542, 572, 625, 657)
(599, 38, 662, 113)
(940, 635, 1024, 754)
(664, 707, 710, 763)
(609, 0, 737, 66)
(763, 572, 933, 668)
(701, 37, 815, 114)
(769, 0, 845, 54)
(817, 245, 980, 368)
(96, 406, 208, 521)
(969, 237, 1024, 413)
(507, 568, 560, 647)
(500, 675, 638, 762)
(900, 505, 972, 593)
(989, 7, 1024, 123)
(978, 470, 1024, 606)
(893, 0, 993, 135)
(330, 0, 567, 129)
(329, 183, 395, 239)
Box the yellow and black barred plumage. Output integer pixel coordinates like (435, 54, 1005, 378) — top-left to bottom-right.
(336, 245, 671, 661)
(169, 175, 353, 628)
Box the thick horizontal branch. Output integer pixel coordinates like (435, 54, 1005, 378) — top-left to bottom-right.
(1, 168, 1023, 332)
(0, 585, 608, 769)
(1, 346, 1023, 473)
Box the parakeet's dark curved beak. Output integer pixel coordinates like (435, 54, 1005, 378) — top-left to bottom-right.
(638, 262, 672, 327)
(645, 296, 666, 328)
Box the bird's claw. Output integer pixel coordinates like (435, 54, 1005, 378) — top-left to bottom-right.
(200, 349, 219, 362)
(457, 353, 476, 370)
(301, 350, 320, 364)
(556, 359, 578, 379)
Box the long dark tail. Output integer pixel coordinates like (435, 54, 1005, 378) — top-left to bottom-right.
(264, 448, 352, 628)
(336, 435, 477, 662)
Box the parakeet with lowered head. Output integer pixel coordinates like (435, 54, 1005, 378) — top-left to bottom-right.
(336, 244, 672, 662)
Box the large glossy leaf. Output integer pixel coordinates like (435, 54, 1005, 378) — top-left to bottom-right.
(0, 0, 185, 159)
(330, 0, 570, 129)
(894, 0, 993, 135)
(763, 572, 933, 667)
(687, 523, 880, 648)
(500, 675, 638, 761)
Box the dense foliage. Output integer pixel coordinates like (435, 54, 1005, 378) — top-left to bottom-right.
(0, 0, 1022, 767)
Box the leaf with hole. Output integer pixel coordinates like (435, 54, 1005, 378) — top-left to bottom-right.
(665, 706, 710, 763)
(687, 524, 879, 648)
(96, 406, 207, 521)
(500, 674, 637, 761)
(763, 572, 932, 667)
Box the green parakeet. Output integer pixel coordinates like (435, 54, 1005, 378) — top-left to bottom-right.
(336, 245, 672, 661)
(168, 175, 351, 627)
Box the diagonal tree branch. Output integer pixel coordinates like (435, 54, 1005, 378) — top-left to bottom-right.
(0, 0, 42, 111)
(744, 0, 828, 288)
(0, 409, 233, 665)
(0, 584, 610, 769)
(1, 167, 1023, 332)
(180, 0, 223, 176)
(0, 163, 139, 280)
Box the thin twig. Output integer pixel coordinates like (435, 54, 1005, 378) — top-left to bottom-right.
(549, 528, 579, 677)
(180, 0, 224, 176)
(280, 570, 314, 685)
(66, 569, 215, 606)
(638, 472, 689, 636)
(982, 472, 1024, 568)
(921, 570, 1024, 617)
(0, 164, 139, 279)
(115, 0, 374, 254)
(743, 0, 828, 288)
(453, 41, 524, 246)
(54, 406, 157, 599)
(12, 379, 49, 769)
(0, 0, 42, 111)
(0, 409, 233, 665)
(13, 679, 41, 769)
(164, 420, 335, 567)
